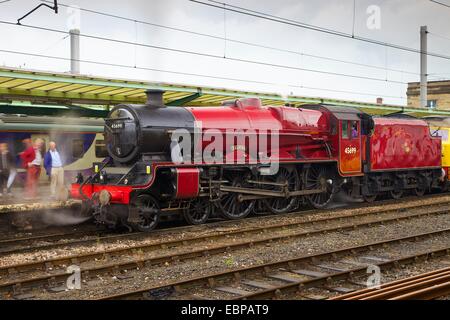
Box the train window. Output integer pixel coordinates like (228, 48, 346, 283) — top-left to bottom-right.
(95, 140, 108, 158)
(342, 121, 349, 139)
(428, 100, 437, 109)
(72, 139, 84, 159)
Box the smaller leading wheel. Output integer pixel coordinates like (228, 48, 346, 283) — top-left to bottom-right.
(414, 187, 426, 197)
(390, 189, 403, 200)
(183, 198, 213, 225)
(129, 194, 160, 232)
(363, 194, 377, 203)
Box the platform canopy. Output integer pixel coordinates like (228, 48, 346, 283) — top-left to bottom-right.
(0, 67, 449, 118)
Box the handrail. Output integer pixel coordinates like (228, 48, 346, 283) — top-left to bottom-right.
(78, 158, 111, 201)
(116, 162, 138, 185)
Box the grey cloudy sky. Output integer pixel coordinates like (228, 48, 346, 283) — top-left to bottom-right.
(1, 0, 450, 105)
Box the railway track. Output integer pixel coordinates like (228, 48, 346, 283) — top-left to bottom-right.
(1, 194, 449, 258)
(0, 228, 103, 254)
(96, 229, 450, 300)
(1, 195, 449, 258)
(330, 267, 450, 300)
(1, 200, 449, 298)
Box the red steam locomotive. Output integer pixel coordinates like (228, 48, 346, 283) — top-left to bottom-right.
(71, 90, 444, 232)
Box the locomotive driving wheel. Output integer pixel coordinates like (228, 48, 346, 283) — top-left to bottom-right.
(263, 167, 300, 214)
(183, 198, 213, 225)
(304, 165, 333, 209)
(128, 194, 160, 232)
(218, 173, 255, 220)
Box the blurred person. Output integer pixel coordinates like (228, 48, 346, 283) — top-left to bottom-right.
(20, 138, 43, 199)
(20, 139, 36, 195)
(44, 141, 65, 200)
(19, 138, 34, 166)
(0, 143, 15, 196)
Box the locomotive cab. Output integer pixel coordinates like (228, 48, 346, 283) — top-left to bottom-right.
(302, 105, 372, 177)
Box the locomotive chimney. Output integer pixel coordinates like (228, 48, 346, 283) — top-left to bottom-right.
(145, 89, 166, 108)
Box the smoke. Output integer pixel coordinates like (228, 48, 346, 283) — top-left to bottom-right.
(10, 206, 92, 231)
(326, 190, 364, 209)
(39, 209, 92, 227)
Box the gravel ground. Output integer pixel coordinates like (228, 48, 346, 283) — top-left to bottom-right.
(9, 211, 450, 300)
(311, 257, 450, 300)
(178, 232, 450, 300)
(1, 196, 448, 269)
(2, 194, 450, 300)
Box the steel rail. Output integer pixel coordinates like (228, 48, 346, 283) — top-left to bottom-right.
(369, 273, 450, 300)
(331, 267, 450, 300)
(234, 248, 450, 300)
(2, 211, 450, 296)
(2, 196, 448, 258)
(0, 201, 447, 287)
(2, 194, 449, 256)
(0, 229, 102, 252)
(96, 228, 450, 300)
(390, 280, 450, 300)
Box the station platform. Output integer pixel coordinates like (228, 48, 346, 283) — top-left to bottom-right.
(0, 187, 82, 231)
(0, 186, 79, 214)
(0, 199, 79, 214)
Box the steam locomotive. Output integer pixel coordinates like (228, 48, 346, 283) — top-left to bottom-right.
(71, 90, 445, 232)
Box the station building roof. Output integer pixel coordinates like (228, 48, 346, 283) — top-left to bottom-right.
(1, 67, 449, 118)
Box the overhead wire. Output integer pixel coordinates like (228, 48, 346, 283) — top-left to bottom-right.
(0, 48, 407, 100)
(40, 0, 420, 76)
(0, 20, 410, 86)
(190, 0, 450, 61)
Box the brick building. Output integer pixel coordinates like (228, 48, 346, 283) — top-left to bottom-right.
(407, 80, 450, 109)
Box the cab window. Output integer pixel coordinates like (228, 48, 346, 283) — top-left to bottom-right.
(351, 121, 359, 139)
(342, 121, 349, 139)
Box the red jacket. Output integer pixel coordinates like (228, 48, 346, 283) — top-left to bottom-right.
(20, 147, 35, 169)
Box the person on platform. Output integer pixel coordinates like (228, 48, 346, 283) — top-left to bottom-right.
(44, 141, 65, 200)
(20, 138, 43, 199)
(0, 143, 15, 197)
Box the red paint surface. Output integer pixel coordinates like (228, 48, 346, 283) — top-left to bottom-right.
(175, 168, 200, 199)
(71, 184, 133, 204)
(370, 118, 441, 171)
(188, 101, 331, 162)
(72, 101, 446, 204)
